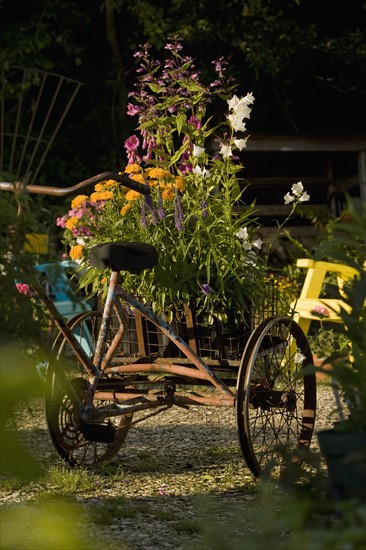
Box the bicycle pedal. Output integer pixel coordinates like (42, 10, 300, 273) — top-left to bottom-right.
(79, 421, 116, 443)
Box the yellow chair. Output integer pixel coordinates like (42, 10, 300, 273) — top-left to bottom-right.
(290, 259, 360, 336)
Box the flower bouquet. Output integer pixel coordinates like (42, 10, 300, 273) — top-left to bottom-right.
(58, 37, 272, 329)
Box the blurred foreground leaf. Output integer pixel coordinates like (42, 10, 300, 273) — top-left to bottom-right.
(0, 342, 44, 479)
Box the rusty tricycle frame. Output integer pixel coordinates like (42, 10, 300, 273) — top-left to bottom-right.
(1, 172, 317, 477)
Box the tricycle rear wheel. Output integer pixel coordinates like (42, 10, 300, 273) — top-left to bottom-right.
(236, 316, 316, 477)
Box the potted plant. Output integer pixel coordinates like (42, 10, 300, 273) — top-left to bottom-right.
(308, 326, 351, 380)
(56, 37, 310, 354)
(315, 197, 366, 499)
(58, 38, 264, 321)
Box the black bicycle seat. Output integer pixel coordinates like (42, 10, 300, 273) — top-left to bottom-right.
(89, 241, 158, 274)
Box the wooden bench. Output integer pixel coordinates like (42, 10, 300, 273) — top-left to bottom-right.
(290, 259, 360, 336)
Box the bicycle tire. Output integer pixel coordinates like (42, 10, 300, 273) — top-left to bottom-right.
(45, 310, 133, 467)
(236, 316, 316, 477)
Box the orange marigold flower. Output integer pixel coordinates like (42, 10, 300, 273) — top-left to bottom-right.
(121, 203, 133, 215)
(90, 190, 114, 202)
(71, 195, 88, 209)
(146, 167, 170, 179)
(65, 216, 79, 231)
(174, 176, 186, 192)
(125, 189, 141, 201)
(125, 163, 142, 174)
(162, 186, 175, 201)
(94, 182, 106, 192)
(105, 179, 118, 188)
(130, 173, 145, 183)
(146, 166, 170, 179)
(69, 244, 83, 260)
(94, 179, 118, 192)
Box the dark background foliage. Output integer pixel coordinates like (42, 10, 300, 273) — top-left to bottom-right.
(1, 0, 365, 184)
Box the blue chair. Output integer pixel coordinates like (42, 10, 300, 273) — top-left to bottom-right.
(34, 261, 95, 379)
(34, 260, 92, 319)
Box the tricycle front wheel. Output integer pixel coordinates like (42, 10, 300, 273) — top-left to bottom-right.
(236, 316, 316, 477)
(45, 310, 133, 468)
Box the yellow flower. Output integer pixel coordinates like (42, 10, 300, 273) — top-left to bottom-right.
(125, 163, 142, 174)
(65, 216, 79, 231)
(125, 190, 141, 201)
(145, 167, 170, 179)
(94, 179, 118, 191)
(71, 195, 88, 209)
(162, 186, 175, 201)
(69, 244, 83, 260)
(104, 179, 119, 188)
(130, 173, 145, 184)
(94, 183, 104, 192)
(90, 190, 114, 202)
(121, 203, 133, 216)
(174, 176, 186, 192)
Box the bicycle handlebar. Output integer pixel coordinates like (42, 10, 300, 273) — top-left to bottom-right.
(0, 171, 151, 197)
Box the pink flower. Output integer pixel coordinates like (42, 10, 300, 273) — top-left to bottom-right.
(124, 134, 140, 152)
(188, 115, 201, 129)
(15, 283, 32, 296)
(311, 305, 330, 318)
(124, 135, 141, 163)
(56, 216, 67, 228)
(127, 103, 140, 116)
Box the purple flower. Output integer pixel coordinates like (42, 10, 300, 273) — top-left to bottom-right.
(200, 283, 212, 295)
(157, 189, 166, 219)
(174, 189, 184, 231)
(200, 200, 209, 218)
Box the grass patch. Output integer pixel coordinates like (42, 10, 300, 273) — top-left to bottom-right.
(41, 465, 98, 496)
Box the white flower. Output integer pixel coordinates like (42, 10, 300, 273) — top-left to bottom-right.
(192, 165, 211, 178)
(291, 181, 304, 196)
(228, 94, 254, 116)
(228, 113, 246, 132)
(227, 94, 240, 112)
(294, 351, 307, 365)
(234, 102, 252, 120)
(284, 182, 310, 204)
(299, 191, 310, 202)
(284, 192, 295, 204)
(219, 143, 233, 158)
(234, 137, 248, 151)
(243, 91, 255, 106)
(192, 144, 205, 157)
(242, 240, 252, 251)
(252, 238, 263, 250)
(236, 227, 249, 240)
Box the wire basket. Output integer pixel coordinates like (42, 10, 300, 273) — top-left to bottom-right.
(109, 277, 279, 361)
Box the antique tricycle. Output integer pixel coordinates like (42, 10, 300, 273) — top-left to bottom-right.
(1, 172, 317, 478)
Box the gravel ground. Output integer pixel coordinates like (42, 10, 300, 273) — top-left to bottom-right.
(1, 383, 339, 550)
